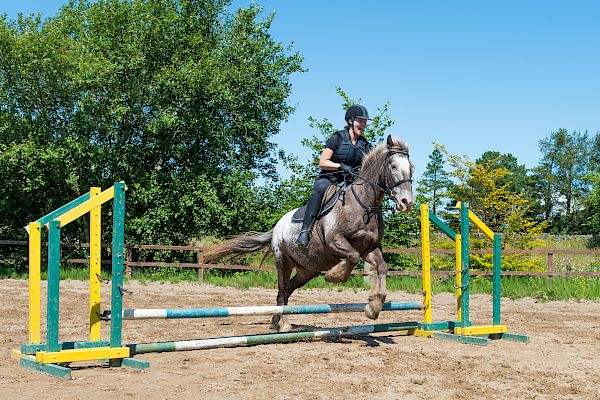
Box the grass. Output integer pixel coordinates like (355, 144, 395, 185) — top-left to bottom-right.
(539, 236, 592, 250)
(3, 264, 599, 301)
(536, 236, 600, 273)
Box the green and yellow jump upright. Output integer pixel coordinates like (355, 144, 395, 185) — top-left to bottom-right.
(414, 202, 528, 345)
(12, 182, 147, 379)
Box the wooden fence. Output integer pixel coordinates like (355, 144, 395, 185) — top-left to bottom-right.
(1, 240, 600, 279)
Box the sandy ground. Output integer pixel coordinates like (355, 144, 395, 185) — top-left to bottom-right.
(1, 278, 599, 400)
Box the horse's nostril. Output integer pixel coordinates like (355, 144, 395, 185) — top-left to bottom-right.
(401, 198, 408, 205)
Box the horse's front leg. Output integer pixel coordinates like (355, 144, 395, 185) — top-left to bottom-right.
(364, 247, 387, 320)
(324, 234, 360, 283)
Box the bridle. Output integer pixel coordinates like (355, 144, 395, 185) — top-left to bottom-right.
(349, 147, 413, 222)
(351, 147, 413, 196)
(382, 148, 413, 195)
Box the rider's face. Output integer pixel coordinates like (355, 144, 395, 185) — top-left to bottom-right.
(352, 117, 368, 135)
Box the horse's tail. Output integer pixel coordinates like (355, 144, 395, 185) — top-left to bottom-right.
(203, 230, 274, 263)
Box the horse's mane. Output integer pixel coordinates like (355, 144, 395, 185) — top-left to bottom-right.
(360, 136, 410, 183)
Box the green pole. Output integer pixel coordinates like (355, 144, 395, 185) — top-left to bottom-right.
(110, 183, 126, 348)
(460, 202, 470, 327)
(46, 220, 61, 352)
(493, 233, 501, 325)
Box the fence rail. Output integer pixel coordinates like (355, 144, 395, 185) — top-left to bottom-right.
(2, 240, 600, 279)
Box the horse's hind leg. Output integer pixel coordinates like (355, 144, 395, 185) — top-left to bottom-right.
(273, 267, 320, 332)
(271, 252, 293, 332)
(272, 261, 320, 332)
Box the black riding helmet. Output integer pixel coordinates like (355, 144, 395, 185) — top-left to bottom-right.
(345, 104, 370, 123)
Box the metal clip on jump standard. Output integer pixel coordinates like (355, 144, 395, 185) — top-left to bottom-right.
(118, 284, 133, 296)
(96, 273, 109, 284)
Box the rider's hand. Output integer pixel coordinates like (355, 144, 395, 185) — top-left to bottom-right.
(338, 164, 354, 175)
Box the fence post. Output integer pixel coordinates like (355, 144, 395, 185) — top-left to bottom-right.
(363, 262, 371, 284)
(125, 246, 133, 278)
(547, 253, 553, 275)
(197, 251, 204, 282)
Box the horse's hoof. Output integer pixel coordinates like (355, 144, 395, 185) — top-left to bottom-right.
(271, 314, 292, 332)
(364, 303, 380, 320)
(271, 315, 281, 330)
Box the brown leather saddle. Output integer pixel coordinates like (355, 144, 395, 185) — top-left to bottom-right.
(291, 182, 348, 223)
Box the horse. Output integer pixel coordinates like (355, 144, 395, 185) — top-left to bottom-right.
(203, 135, 414, 332)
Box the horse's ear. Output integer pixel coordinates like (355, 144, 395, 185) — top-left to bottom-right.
(386, 135, 394, 149)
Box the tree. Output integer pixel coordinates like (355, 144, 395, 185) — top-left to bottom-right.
(590, 132, 600, 173)
(417, 146, 452, 215)
(476, 151, 528, 193)
(437, 148, 547, 271)
(536, 129, 591, 233)
(584, 173, 600, 243)
(476, 150, 543, 221)
(0, 0, 303, 242)
(440, 146, 546, 247)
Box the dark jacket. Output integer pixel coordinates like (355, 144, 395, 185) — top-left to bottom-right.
(319, 129, 372, 182)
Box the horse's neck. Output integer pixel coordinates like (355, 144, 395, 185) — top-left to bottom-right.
(353, 152, 386, 207)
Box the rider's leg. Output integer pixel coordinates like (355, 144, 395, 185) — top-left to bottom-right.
(296, 179, 331, 247)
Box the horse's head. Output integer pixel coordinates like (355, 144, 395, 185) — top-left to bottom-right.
(385, 135, 414, 212)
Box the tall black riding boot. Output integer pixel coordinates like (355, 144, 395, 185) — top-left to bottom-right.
(296, 192, 323, 247)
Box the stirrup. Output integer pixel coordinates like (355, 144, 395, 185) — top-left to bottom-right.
(296, 229, 311, 247)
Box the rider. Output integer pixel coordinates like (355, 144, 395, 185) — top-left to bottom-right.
(296, 105, 373, 247)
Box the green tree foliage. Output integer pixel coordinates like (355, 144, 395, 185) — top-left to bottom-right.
(476, 150, 543, 221)
(589, 132, 600, 173)
(0, 0, 303, 243)
(583, 173, 600, 243)
(437, 146, 547, 270)
(476, 151, 529, 194)
(417, 146, 451, 215)
(535, 129, 591, 233)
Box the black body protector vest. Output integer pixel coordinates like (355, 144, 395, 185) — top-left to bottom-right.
(320, 130, 372, 182)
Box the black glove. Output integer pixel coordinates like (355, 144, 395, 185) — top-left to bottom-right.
(338, 164, 354, 175)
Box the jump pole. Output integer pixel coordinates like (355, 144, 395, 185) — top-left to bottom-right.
(103, 302, 422, 320)
(127, 322, 419, 355)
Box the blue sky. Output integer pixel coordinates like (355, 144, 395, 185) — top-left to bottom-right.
(3, 1, 599, 181)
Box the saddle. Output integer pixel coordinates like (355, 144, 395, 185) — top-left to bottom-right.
(291, 182, 348, 223)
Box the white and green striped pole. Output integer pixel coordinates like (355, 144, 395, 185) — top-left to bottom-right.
(127, 322, 419, 354)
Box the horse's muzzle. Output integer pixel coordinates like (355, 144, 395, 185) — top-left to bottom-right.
(395, 196, 414, 212)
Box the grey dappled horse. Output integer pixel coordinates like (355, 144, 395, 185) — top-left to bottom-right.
(204, 135, 414, 332)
